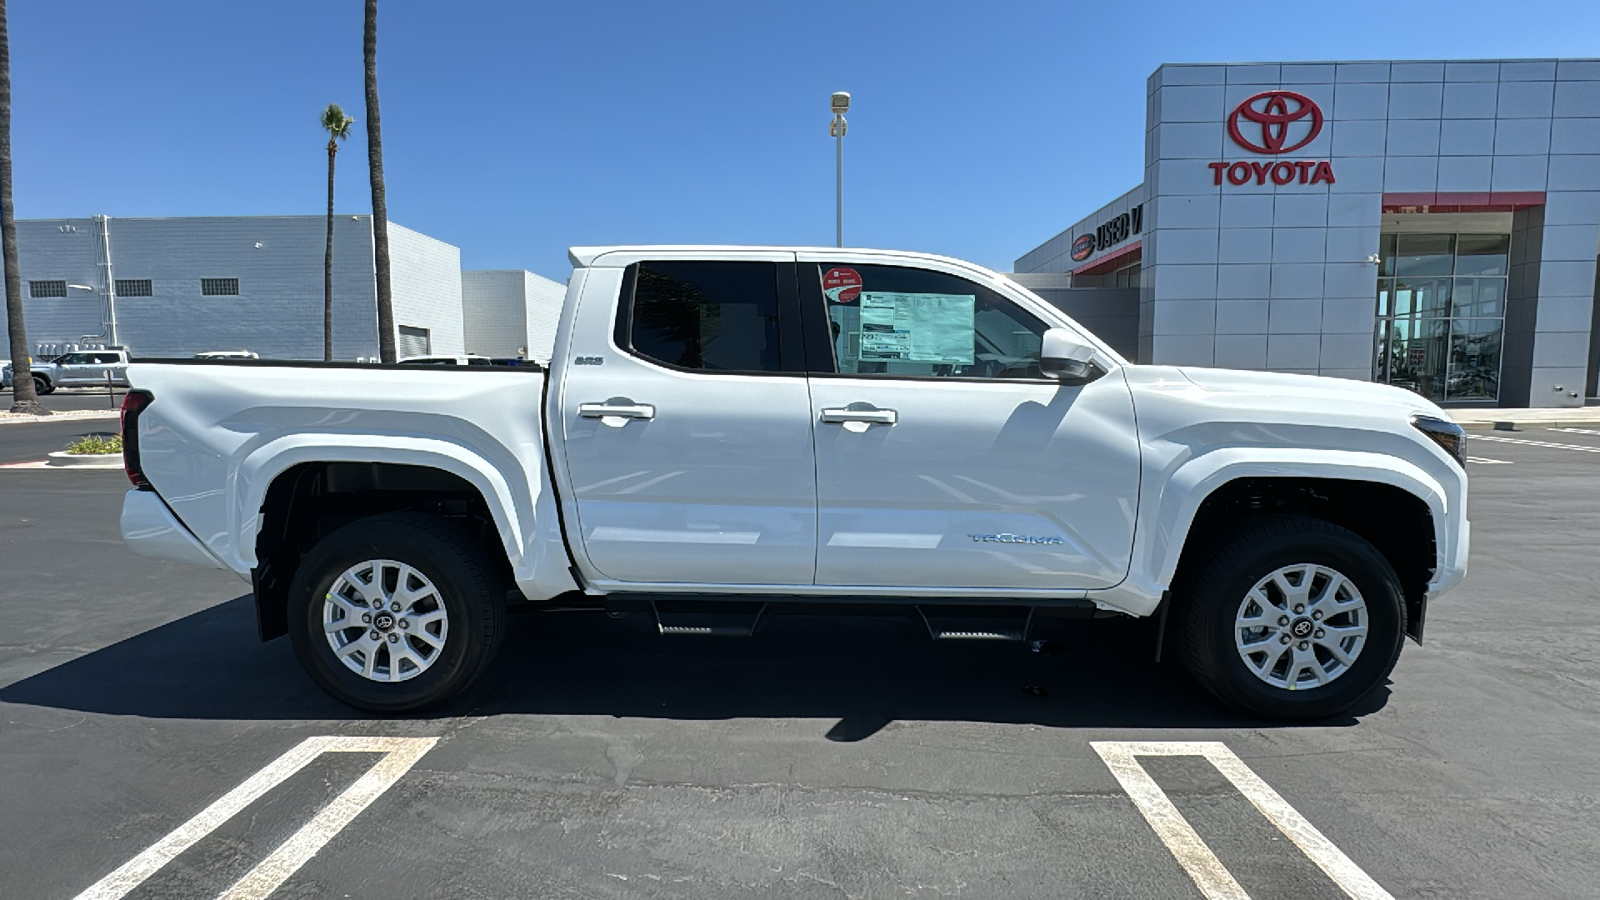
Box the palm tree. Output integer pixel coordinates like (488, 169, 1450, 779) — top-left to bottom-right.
(0, 0, 43, 414)
(364, 0, 395, 363)
(320, 103, 354, 361)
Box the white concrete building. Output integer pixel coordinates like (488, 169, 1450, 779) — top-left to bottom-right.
(15, 215, 465, 360)
(460, 269, 566, 362)
(1019, 58, 1600, 408)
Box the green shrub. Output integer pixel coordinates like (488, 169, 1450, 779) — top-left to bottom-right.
(66, 434, 123, 455)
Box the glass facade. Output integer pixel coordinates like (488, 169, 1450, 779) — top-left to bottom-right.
(1373, 232, 1508, 403)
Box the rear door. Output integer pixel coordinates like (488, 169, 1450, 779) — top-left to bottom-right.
(556, 254, 818, 586)
(797, 255, 1141, 592)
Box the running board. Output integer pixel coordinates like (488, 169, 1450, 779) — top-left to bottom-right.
(650, 599, 768, 637)
(917, 605, 1034, 642)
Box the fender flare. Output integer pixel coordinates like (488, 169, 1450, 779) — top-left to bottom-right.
(231, 434, 528, 573)
(1128, 448, 1450, 603)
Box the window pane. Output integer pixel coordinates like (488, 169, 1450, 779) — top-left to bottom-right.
(1446, 318, 1502, 401)
(814, 263, 1046, 379)
(1455, 234, 1509, 276)
(1393, 277, 1451, 316)
(630, 261, 782, 373)
(1373, 319, 1391, 382)
(1381, 317, 1449, 401)
(1378, 233, 1397, 277)
(1376, 277, 1396, 316)
(1395, 234, 1455, 277)
(1453, 277, 1505, 317)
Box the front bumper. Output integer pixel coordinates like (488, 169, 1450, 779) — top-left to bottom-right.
(121, 489, 228, 570)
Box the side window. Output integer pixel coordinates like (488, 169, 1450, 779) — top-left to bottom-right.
(624, 261, 784, 373)
(811, 263, 1048, 379)
(57, 353, 89, 365)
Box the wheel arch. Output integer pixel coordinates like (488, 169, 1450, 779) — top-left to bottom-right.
(245, 443, 529, 642)
(1157, 457, 1444, 641)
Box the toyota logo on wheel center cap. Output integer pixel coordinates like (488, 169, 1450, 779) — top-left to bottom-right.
(374, 613, 395, 630)
(1228, 90, 1324, 154)
(1290, 618, 1315, 638)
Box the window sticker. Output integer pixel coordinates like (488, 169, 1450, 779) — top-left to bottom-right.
(857, 292, 975, 365)
(823, 267, 863, 304)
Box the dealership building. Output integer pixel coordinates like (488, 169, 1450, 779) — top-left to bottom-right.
(12, 215, 564, 362)
(1017, 58, 1600, 407)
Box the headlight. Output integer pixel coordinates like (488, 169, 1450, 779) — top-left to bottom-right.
(1412, 415, 1466, 467)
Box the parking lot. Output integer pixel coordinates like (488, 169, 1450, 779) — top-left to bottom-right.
(2, 414, 1598, 899)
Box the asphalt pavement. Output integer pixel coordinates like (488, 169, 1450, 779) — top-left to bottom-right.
(1, 423, 1598, 899)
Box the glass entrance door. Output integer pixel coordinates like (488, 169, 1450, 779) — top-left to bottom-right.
(1373, 232, 1507, 403)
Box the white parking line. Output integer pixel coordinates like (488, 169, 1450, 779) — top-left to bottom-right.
(1549, 427, 1600, 437)
(1467, 434, 1600, 453)
(1465, 456, 1513, 465)
(73, 736, 437, 900)
(1092, 741, 1393, 900)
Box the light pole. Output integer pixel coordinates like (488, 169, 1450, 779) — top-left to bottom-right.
(830, 91, 849, 248)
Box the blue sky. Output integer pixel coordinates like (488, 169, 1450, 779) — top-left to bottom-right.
(9, 1, 1599, 279)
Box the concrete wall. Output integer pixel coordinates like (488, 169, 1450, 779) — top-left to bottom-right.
(1005, 273, 1140, 361)
(461, 270, 527, 357)
(16, 216, 379, 359)
(387, 222, 464, 357)
(524, 272, 565, 363)
(461, 270, 567, 361)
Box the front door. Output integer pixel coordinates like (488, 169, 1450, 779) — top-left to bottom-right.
(558, 255, 818, 586)
(799, 256, 1141, 592)
(53, 352, 97, 386)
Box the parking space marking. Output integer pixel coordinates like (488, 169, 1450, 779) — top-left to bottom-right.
(1466, 456, 1513, 465)
(73, 736, 437, 900)
(1549, 427, 1600, 437)
(1092, 741, 1392, 900)
(1467, 434, 1600, 454)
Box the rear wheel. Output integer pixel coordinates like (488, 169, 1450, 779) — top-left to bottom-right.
(287, 512, 505, 712)
(1180, 515, 1405, 720)
(33, 375, 53, 395)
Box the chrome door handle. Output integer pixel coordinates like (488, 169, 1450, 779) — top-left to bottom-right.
(820, 407, 897, 426)
(579, 403, 655, 420)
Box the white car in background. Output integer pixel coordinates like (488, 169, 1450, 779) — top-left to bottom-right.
(399, 354, 495, 366)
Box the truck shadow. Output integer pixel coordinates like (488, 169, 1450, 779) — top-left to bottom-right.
(0, 594, 1387, 736)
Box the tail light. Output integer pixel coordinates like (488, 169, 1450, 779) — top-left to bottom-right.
(121, 390, 154, 490)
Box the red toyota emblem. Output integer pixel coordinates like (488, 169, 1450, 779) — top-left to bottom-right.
(1227, 90, 1323, 154)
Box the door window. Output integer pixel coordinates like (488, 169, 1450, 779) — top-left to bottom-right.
(621, 261, 789, 373)
(806, 263, 1048, 379)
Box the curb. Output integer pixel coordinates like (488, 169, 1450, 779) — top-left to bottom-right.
(46, 450, 124, 469)
(0, 410, 121, 426)
(1455, 418, 1600, 431)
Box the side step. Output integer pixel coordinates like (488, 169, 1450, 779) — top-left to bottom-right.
(917, 605, 1034, 642)
(651, 599, 768, 637)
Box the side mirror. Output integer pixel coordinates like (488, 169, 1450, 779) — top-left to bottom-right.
(1039, 328, 1104, 384)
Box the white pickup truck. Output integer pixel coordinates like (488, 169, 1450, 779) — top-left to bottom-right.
(118, 247, 1469, 720)
(4, 348, 131, 394)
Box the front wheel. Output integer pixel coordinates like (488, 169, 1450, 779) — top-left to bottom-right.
(1180, 515, 1406, 721)
(33, 375, 53, 395)
(287, 512, 506, 712)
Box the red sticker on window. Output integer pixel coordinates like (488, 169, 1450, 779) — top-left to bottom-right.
(822, 266, 863, 304)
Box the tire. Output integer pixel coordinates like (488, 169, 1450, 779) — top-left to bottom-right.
(1180, 514, 1406, 721)
(287, 512, 506, 712)
(33, 375, 53, 395)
